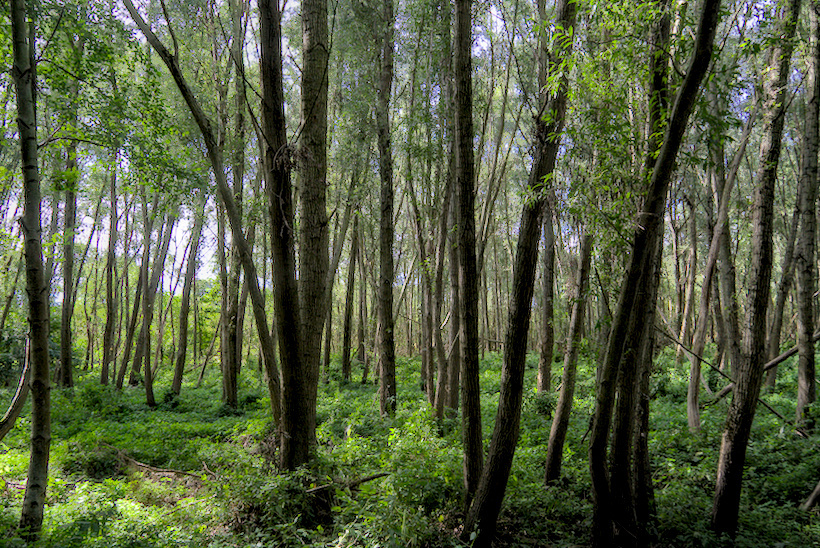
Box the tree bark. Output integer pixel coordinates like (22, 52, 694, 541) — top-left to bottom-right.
(711, 0, 801, 536)
(342, 217, 359, 383)
(12, 0, 52, 537)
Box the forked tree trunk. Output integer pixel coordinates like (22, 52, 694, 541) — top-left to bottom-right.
(12, 0, 52, 537)
(125, 0, 282, 430)
(590, 2, 722, 545)
(711, 0, 801, 535)
(545, 232, 592, 482)
(172, 198, 205, 395)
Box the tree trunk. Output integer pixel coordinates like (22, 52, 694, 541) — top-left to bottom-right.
(545, 232, 592, 482)
(12, 0, 52, 537)
(454, 0, 482, 507)
(375, 0, 396, 417)
(589, 2, 722, 544)
(58, 145, 78, 388)
(342, 217, 359, 383)
(101, 153, 118, 386)
(537, 199, 555, 393)
(795, 1, 820, 422)
(461, 1, 576, 542)
(172, 199, 205, 395)
(711, 0, 801, 535)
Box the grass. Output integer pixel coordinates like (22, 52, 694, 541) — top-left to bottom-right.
(0, 345, 819, 547)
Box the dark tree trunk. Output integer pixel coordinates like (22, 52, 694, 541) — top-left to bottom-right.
(376, 0, 396, 416)
(711, 0, 801, 535)
(454, 0, 482, 506)
(537, 199, 555, 393)
(342, 217, 359, 383)
(12, 0, 52, 536)
(589, 2, 722, 544)
(101, 153, 118, 386)
(461, 1, 576, 542)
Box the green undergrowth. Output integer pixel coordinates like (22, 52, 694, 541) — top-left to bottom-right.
(0, 346, 819, 547)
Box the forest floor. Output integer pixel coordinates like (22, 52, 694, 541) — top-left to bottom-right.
(0, 347, 819, 547)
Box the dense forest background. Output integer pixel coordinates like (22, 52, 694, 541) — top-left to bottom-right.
(1, 0, 820, 546)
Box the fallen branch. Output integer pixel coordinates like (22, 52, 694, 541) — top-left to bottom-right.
(800, 478, 820, 511)
(101, 442, 218, 480)
(306, 472, 389, 494)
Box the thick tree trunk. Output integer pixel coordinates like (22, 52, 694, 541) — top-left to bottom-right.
(12, 0, 52, 537)
(291, 0, 331, 463)
(454, 0, 482, 507)
(711, 0, 801, 535)
(795, 1, 820, 422)
(461, 2, 576, 543)
(376, 0, 396, 416)
(589, 2, 722, 544)
(545, 232, 592, 482)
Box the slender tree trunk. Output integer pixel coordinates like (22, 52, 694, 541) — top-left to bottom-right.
(376, 0, 396, 416)
(711, 0, 801, 535)
(461, 1, 576, 542)
(795, 1, 820, 421)
(58, 143, 78, 388)
(537, 199, 555, 393)
(117, 264, 143, 389)
(765, 203, 799, 387)
(101, 153, 118, 386)
(12, 0, 51, 537)
(590, 2, 722, 544)
(342, 217, 359, 383)
(545, 232, 592, 482)
(172, 199, 205, 395)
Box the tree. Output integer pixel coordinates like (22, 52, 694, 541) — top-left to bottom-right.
(12, 0, 52, 538)
(376, 0, 396, 416)
(545, 232, 592, 482)
(461, 0, 577, 542)
(795, 0, 820, 422)
(588, 1, 722, 544)
(711, 0, 801, 536)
